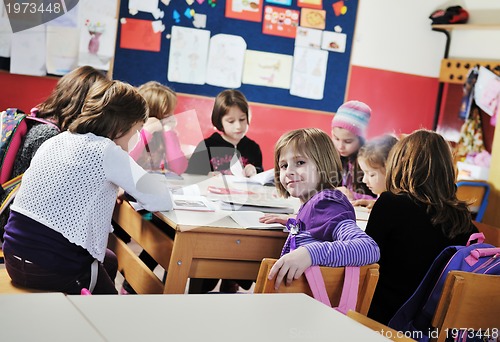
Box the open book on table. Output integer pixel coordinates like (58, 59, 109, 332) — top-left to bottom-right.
(172, 194, 216, 212)
(229, 211, 285, 230)
(224, 169, 275, 186)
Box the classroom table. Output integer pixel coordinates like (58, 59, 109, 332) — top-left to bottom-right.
(68, 292, 391, 341)
(110, 174, 293, 294)
(0, 293, 105, 341)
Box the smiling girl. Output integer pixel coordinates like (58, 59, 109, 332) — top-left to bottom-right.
(186, 89, 262, 176)
(267, 128, 379, 289)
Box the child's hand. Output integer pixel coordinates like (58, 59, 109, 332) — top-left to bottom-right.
(259, 213, 294, 225)
(144, 117, 163, 133)
(351, 198, 375, 210)
(337, 186, 354, 201)
(243, 164, 257, 177)
(268, 247, 312, 289)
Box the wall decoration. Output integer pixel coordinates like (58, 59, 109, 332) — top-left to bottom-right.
(295, 26, 322, 49)
(206, 34, 247, 88)
(321, 31, 346, 53)
(242, 50, 293, 89)
(225, 0, 263, 22)
(120, 18, 162, 52)
(290, 46, 328, 100)
(300, 8, 326, 29)
(262, 6, 300, 38)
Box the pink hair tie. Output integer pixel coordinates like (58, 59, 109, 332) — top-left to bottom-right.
(30, 107, 39, 117)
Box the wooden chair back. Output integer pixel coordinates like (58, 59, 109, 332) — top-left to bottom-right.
(473, 221, 500, 246)
(254, 258, 379, 315)
(431, 271, 500, 342)
(346, 310, 416, 341)
(456, 181, 490, 222)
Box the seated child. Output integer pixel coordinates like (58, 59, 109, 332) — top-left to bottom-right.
(352, 134, 398, 210)
(267, 128, 380, 289)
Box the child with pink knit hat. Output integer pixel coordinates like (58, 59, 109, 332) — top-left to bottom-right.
(331, 100, 375, 200)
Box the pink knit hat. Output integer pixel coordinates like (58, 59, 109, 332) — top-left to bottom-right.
(331, 100, 371, 138)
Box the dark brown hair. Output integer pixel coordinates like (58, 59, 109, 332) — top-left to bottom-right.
(211, 89, 249, 132)
(386, 129, 472, 238)
(137, 81, 177, 119)
(37, 66, 107, 131)
(274, 128, 342, 198)
(68, 80, 148, 140)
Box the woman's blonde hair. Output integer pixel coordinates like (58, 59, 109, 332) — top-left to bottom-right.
(137, 81, 177, 119)
(358, 134, 398, 172)
(68, 80, 148, 140)
(386, 129, 471, 238)
(274, 128, 342, 198)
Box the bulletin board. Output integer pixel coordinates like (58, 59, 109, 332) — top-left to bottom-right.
(113, 0, 359, 113)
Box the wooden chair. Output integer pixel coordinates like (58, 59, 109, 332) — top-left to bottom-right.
(431, 271, 500, 342)
(473, 221, 500, 246)
(254, 258, 379, 315)
(346, 310, 416, 341)
(0, 268, 50, 294)
(456, 180, 490, 222)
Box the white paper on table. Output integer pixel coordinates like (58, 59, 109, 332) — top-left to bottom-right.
(11, 26, 46, 76)
(354, 206, 370, 221)
(230, 211, 284, 229)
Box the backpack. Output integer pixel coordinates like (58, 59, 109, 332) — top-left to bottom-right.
(388, 232, 500, 341)
(0, 108, 60, 213)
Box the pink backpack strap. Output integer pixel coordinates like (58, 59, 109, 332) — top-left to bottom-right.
(304, 266, 332, 307)
(25, 116, 60, 132)
(304, 265, 360, 314)
(335, 266, 360, 315)
(466, 232, 485, 246)
(465, 247, 500, 266)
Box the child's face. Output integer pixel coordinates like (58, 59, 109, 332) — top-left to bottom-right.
(114, 121, 144, 152)
(358, 157, 386, 195)
(221, 106, 248, 145)
(278, 146, 319, 203)
(331, 127, 361, 158)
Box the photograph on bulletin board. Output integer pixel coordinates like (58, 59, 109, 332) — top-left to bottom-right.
(112, 0, 359, 113)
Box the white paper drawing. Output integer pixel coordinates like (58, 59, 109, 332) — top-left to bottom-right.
(290, 46, 328, 100)
(11, 26, 46, 76)
(46, 26, 79, 75)
(129, 0, 164, 19)
(321, 31, 347, 53)
(168, 26, 211, 85)
(474, 66, 500, 117)
(295, 27, 322, 49)
(206, 34, 246, 88)
(78, 16, 117, 71)
(49, 3, 79, 27)
(0, 11, 12, 57)
(242, 50, 293, 89)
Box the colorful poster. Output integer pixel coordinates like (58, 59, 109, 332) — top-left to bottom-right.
(262, 6, 300, 38)
(265, 0, 292, 6)
(120, 18, 162, 52)
(297, 0, 323, 9)
(206, 34, 247, 88)
(321, 31, 347, 53)
(290, 46, 328, 100)
(167, 26, 211, 85)
(300, 8, 326, 30)
(242, 50, 293, 89)
(225, 0, 263, 22)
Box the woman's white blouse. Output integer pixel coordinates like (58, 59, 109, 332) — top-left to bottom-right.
(11, 132, 173, 262)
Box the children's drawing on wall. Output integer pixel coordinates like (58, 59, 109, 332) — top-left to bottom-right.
(226, 0, 263, 22)
(167, 26, 210, 85)
(193, 13, 207, 28)
(300, 8, 326, 30)
(77, 0, 118, 71)
(0, 10, 13, 58)
(290, 46, 328, 100)
(321, 31, 346, 53)
(295, 26, 322, 49)
(242, 50, 292, 89)
(262, 6, 300, 38)
(332, 0, 348, 16)
(266, 0, 293, 6)
(46, 26, 79, 75)
(298, 0, 323, 9)
(206, 34, 247, 88)
(10, 26, 46, 76)
(474, 66, 500, 125)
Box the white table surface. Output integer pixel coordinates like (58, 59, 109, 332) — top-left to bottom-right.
(0, 293, 104, 341)
(68, 293, 390, 341)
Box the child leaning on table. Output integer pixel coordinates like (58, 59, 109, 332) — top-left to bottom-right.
(351, 134, 398, 210)
(267, 128, 380, 289)
(2, 80, 174, 294)
(128, 81, 188, 175)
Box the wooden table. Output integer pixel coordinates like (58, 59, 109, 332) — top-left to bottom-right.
(68, 293, 391, 341)
(110, 175, 291, 294)
(0, 293, 104, 341)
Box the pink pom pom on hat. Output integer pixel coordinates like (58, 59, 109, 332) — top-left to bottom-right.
(331, 100, 371, 138)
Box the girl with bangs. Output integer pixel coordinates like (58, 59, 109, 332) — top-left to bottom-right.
(267, 128, 379, 289)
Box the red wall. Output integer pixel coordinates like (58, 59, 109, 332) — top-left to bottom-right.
(3, 67, 491, 170)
